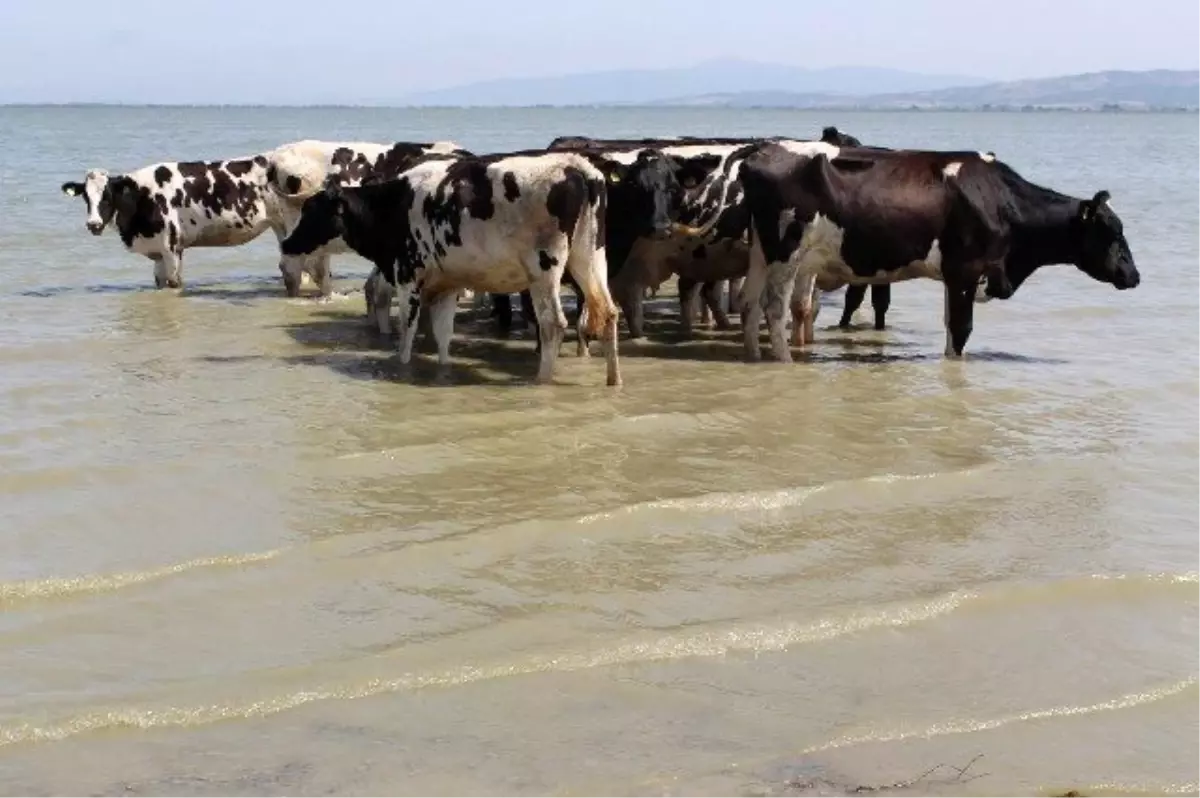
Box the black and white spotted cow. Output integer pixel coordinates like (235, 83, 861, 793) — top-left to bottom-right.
(61, 153, 287, 290)
(545, 127, 872, 338)
(738, 142, 1141, 361)
(278, 150, 624, 386)
(488, 144, 723, 346)
(264, 139, 466, 300)
(544, 135, 763, 337)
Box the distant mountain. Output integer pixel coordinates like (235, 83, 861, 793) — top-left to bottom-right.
(397, 58, 990, 107)
(648, 70, 1200, 111)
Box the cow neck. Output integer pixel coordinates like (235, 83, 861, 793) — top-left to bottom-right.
(1002, 176, 1084, 290)
(341, 186, 394, 266)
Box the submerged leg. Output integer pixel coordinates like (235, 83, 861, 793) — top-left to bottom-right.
(840, 284, 867, 329)
(870, 284, 891, 330)
(428, 290, 458, 366)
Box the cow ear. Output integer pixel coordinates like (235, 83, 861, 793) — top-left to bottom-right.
(606, 164, 627, 185)
(61, 181, 84, 196)
(1081, 190, 1111, 222)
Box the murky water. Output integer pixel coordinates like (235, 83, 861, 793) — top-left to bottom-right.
(0, 107, 1196, 796)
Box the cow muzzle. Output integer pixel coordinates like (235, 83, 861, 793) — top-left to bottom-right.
(86, 221, 104, 235)
(1114, 263, 1141, 290)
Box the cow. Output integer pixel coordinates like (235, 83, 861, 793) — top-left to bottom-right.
(737, 142, 1141, 361)
(544, 128, 873, 339)
(263, 139, 466, 300)
(488, 145, 721, 350)
(277, 150, 625, 386)
(544, 136, 763, 337)
(61, 153, 287, 290)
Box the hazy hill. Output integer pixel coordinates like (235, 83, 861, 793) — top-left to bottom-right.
(397, 58, 989, 107)
(649, 70, 1200, 110)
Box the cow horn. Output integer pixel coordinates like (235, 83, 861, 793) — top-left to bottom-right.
(669, 223, 706, 237)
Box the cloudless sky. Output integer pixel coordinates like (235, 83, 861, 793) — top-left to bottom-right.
(1, 0, 1196, 103)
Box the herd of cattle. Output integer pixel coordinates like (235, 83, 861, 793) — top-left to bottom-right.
(61, 126, 1141, 387)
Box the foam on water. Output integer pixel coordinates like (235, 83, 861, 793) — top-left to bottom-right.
(0, 549, 284, 606)
(576, 466, 991, 524)
(796, 677, 1199, 754)
(0, 589, 973, 748)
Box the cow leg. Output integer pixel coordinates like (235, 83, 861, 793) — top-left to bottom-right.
(943, 277, 977, 358)
(428, 290, 458, 366)
(611, 271, 645, 339)
(492, 293, 514, 333)
(364, 270, 377, 324)
(568, 277, 590, 359)
(840, 284, 867, 329)
(310, 253, 334, 299)
(871, 284, 891, 330)
(564, 246, 621, 388)
(701, 280, 731, 330)
(528, 292, 544, 357)
(788, 273, 817, 349)
(527, 275, 567, 384)
(678, 276, 701, 335)
(395, 283, 422, 364)
(698, 283, 713, 327)
(727, 276, 745, 315)
(740, 242, 770, 362)
(278, 254, 308, 297)
(770, 269, 804, 361)
(367, 268, 395, 335)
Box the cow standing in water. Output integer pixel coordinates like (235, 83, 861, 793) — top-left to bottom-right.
(542, 127, 880, 340)
(278, 150, 626, 386)
(489, 145, 722, 348)
(60, 139, 462, 296)
(738, 142, 1141, 360)
(264, 139, 466, 300)
(61, 155, 284, 290)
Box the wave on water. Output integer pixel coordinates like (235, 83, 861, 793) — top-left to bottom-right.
(1053, 780, 1199, 796)
(0, 589, 973, 748)
(796, 677, 1198, 755)
(0, 549, 284, 607)
(1090, 571, 1198, 585)
(575, 466, 992, 524)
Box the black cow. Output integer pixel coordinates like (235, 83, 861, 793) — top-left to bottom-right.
(739, 143, 1141, 361)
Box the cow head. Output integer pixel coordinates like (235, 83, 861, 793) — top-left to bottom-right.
(278, 181, 348, 294)
(603, 150, 689, 241)
(1074, 191, 1140, 290)
(61, 169, 119, 235)
(820, 126, 863, 147)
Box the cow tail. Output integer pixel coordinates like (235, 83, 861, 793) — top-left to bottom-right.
(568, 170, 618, 341)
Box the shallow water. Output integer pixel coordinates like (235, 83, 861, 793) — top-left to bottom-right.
(0, 107, 1196, 796)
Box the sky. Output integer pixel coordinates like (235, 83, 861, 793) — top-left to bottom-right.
(1, 0, 1196, 104)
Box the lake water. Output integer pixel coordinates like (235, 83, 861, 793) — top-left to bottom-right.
(0, 106, 1196, 796)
